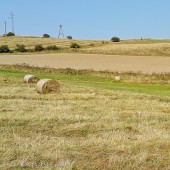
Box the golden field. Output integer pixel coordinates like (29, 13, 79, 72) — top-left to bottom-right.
(1, 36, 170, 56)
(0, 65, 169, 169)
(0, 36, 170, 169)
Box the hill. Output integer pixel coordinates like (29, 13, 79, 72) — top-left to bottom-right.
(0, 36, 106, 50)
(1, 36, 170, 56)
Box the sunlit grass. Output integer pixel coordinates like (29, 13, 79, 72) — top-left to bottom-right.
(0, 65, 170, 96)
(0, 66, 170, 169)
(81, 43, 170, 56)
(0, 36, 105, 50)
(1, 36, 170, 56)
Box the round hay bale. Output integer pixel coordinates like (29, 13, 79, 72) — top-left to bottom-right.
(36, 79, 60, 94)
(24, 75, 40, 83)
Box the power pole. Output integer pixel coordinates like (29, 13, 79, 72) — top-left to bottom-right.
(58, 25, 64, 38)
(4, 21, 7, 35)
(9, 12, 15, 33)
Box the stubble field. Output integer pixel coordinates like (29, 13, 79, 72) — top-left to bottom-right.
(0, 37, 170, 169)
(0, 65, 170, 169)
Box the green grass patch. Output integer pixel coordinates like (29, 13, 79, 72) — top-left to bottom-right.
(1, 69, 169, 96)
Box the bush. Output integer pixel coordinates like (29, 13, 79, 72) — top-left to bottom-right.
(67, 36, 72, 40)
(0, 45, 11, 53)
(27, 49, 34, 52)
(111, 37, 120, 42)
(34, 44, 44, 51)
(43, 34, 50, 38)
(46, 45, 59, 51)
(89, 43, 95, 47)
(7, 32, 15, 36)
(70, 43, 80, 49)
(15, 44, 27, 52)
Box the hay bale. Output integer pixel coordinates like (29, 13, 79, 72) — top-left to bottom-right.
(114, 76, 121, 81)
(24, 75, 39, 83)
(36, 79, 60, 94)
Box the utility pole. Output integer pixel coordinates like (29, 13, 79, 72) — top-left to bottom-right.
(4, 21, 7, 35)
(9, 12, 15, 33)
(58, 25, 64, 38)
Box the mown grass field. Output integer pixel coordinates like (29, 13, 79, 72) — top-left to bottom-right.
(80, 43, 170, 56)
(0, 36, 106, 50)
(0, 65, 170, 169)
(1, 36, 170, 56)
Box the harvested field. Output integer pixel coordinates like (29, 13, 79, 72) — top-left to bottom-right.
(0, 36, 104, 50)
(1, 36, 170, 56)
(81, 43, 170, 56)
(0, 67, 170, 169)
(0, 53, 170, 73)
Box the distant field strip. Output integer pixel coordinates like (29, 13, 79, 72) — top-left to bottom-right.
(81, 43, 170, 56)
(0, 36, 104, 49)
(0, 53, 170, 73)
(1, 36, 170, 56)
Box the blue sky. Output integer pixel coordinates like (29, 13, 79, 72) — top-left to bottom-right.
(0, 0, 170, 40)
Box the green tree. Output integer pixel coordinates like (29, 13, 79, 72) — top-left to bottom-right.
(7, 32, 15, 36)
(67, 36, 72, 40)
(111, 37, 120, 42)
(43, 34, 50, 38)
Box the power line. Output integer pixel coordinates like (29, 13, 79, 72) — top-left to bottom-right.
(58, 25, 64, 38)
(9, 12, 15, 33)
(4, 21, 7, 35)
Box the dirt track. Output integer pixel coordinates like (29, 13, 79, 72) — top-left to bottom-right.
(0, 53, 170, 73)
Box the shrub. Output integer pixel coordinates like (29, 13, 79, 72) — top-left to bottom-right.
(34, 44, 44, 51)
(67, 36, 72, 40)
(15, 44, 27, 52)
(89, 43, 95, 47)
(27, 49, 34, 52)
(46, 45, 59, 51)
(111, 37, 120, 42)
(0, 45, 11, 53)
(7, 32, 15, 36)
(43, 34, 50, 38)
(70, 43, 80, 49)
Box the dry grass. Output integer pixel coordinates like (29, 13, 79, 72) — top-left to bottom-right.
(1, 64, 170, 84)
(0, 36, 105, 50)
(0, 71, 170, 169)
(1, 36, 170, 56)
(80, 43, 170, 56)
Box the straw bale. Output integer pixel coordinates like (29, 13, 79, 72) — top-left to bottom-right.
(36, 79, 60, 94)
(24, 75, 39, 83)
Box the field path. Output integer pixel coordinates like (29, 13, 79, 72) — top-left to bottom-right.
(0, 53, 170, 73)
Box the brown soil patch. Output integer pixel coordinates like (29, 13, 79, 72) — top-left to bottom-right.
(0, 53, 170, 73)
